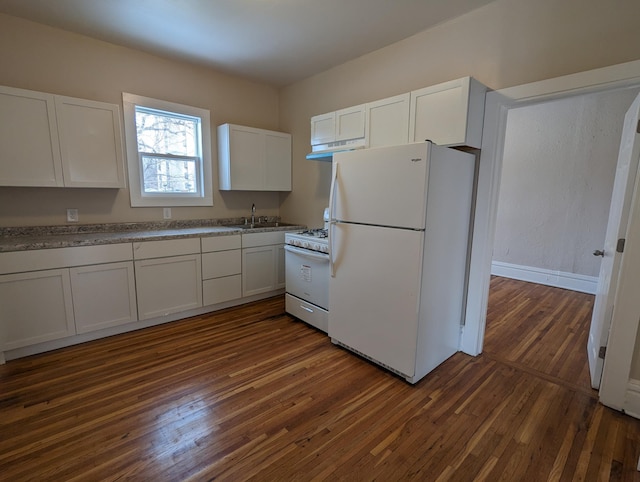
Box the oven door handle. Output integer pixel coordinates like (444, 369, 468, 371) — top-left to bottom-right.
(284, 244, 330, 261)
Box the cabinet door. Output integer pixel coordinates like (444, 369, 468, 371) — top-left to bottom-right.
(70, 262, 137, 334)
(0, 86, 63, 187)
(409, 77, 479, 147)
(275, 244, 286, 289)
(55, 96, 125, 188)
(336, 105, 366, 142)
(227, 125, 263, 190)
(218, 124, 292, 192)
(242, 246, 276, 297)
(135, 254, 202, 320)
(366, 94, 410, 148)
(264, 131, 292, 191)
(310, 112, 335, 146)
(0, 269, 75, 350)
(410, 79, 467, 146)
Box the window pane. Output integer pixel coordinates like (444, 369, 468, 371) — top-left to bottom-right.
(141, 156, 197, 194)
(135, 108, 198, 156)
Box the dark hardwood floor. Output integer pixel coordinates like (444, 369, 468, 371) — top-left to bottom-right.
(1, 277, 640, 481)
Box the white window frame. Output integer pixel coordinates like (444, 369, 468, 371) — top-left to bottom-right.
(122, 93, 213, 207)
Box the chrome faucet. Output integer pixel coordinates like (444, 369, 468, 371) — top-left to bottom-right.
(251, 203, 256, 226)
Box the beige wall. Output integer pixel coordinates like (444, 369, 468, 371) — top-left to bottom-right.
(279, 0, 640, 228)
(3, 0, 640, 229)
(0, 13, 282, 227)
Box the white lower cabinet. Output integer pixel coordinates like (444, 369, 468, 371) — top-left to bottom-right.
(242, 245, 278, 297)
(70, 262, 137, 334)
(135, 254, 202, 320)
(1, 231, 295, 359)
(0, 269, 75, 350)
(202, 235, 242, 306)
(241, 231, 291, 297)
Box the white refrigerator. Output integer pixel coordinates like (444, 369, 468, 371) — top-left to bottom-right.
(328, 142, 475, 384)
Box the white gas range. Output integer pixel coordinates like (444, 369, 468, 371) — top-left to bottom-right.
(284, 228, 329, 333)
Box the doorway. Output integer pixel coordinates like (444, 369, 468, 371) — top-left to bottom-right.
(483, 89, 639, 390)
(460, 61, 640, 398)
(492, 90, 638, 293)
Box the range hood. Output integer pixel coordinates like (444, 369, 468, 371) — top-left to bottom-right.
(306, 140, 366, 161)
(306, 147, 364, 161)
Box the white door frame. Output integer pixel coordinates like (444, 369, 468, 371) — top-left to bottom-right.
(461, 59, 640, 357)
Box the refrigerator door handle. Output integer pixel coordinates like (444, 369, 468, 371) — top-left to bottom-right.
(329, 163, 339, 277)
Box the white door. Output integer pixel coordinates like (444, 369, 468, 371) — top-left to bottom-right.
(588, 93, 640, 389)
(331, 143, 429, 229)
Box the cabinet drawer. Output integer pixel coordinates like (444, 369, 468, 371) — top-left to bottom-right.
(203, 275, 242, 306)
(133, 238, 200, 260)
(285, 294, 328, 333)
(0, 243, 133, 275)
(201, 234, 241, 253)
(202, 250, 241, 279)
(242, 231, 285, 248)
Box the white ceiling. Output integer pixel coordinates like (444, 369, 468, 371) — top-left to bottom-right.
(0, 0, 494, 87)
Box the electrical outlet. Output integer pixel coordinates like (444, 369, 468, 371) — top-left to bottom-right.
(163, 208, 172, 219)
(67, 208, 78, 223)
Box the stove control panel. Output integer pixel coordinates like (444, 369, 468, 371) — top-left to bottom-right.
(285, 232, 329, 254)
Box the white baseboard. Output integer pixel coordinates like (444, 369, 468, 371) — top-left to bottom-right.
(491, 261, 598, 294)
(624, 379, 640, 419)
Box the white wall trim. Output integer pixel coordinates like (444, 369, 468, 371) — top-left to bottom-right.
(623, 378, 640, 419)
(491, 261, 598, 294)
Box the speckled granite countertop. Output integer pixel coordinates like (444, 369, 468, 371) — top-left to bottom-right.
(0, 218, 305, 253)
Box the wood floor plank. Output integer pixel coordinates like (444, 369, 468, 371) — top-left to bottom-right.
(2, 280, 640, 480)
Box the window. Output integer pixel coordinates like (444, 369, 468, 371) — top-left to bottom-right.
(123, 93, 213, 207)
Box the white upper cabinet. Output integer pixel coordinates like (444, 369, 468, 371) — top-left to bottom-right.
(409, 77, 486, 149)
(365, 93, 410, 149)
(310, 104, 366, 147)
(0, 86, 63, 186)
(55, 96, 125, 188)
(218, 123, 292, 191)
(308, 77, 487, 158)
(310, 112, 336, 146)
(0, 85, 125, 188)
(336, 105, 366, 141)
(264, 131, 293, 191)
